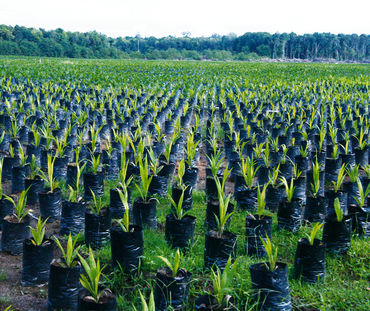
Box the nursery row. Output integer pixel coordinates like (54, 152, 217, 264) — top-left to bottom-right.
(0, 59, 369, 311)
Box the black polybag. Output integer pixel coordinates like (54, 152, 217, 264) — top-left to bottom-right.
(183, 166, 198, 189)
(11, 165, 28, 193)
(60, 201, 86, 236)
(78, 289, 117, 311)
(53, 156, 68, 181)
(133, 198, 157, 229)
(325, 190, 348, 219)
(21, 238, 54, 286)
(303, 196, 327, 223)
(47, 262, 81, 311)
(25, 178, 44, 205)
(109, 187, 132, 219)
(149, 174, 168, 197)
(165, 214, 196, 249)
(266, 185, 284, 212)
(110, 225, 143, 272)
(249, 262, 292, 311)
(0, 198, 13, 230)
(39, 188, 62, 222)
(154, 267, 192, 311)
(323, 217, 352, 254)
(2, 156, 19, 181)
(172, 185, 193, 211)
(204, 231, 237, 271)
(293, 238, 325, 283)
(1, 215, 30, 255)
(83, 172, 104, 200)
(348, 204, 370, 237)
(234, 187, 257, 211)
(85, 208, 111, 249)
(245, 215, 272, 257)
(277, 199, 303, 232)
(205, 200, 233, 231)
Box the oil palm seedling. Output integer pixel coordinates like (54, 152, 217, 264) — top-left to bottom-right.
(1, 188, 30, 254)
(21, 216, 54, 286)
(77, 247, 116, 308)
(204, 166, 237, 270)
(155, 249, 191, 310)
(249, 234, 292, 310)
(38, 153, 61, 221)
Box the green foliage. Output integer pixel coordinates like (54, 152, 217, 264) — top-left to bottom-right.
(256, 184, 268, 218)
(239, 157, 259, 189)
(38, 153, 59, 192)
(53, 233, 81, 268)
(135, 290, 155, 311)
(90, 190, 105, 215)
(260, 234, 278, 271)
(334, 198, 344, 222)
(280, 177, 296, 203)
(206, 151, 224, 178)
(353, 178, 370, 208)
(68, 162, 86, 202)
(9, 144, 15, 158)
(214, 166, 233, 237)
(135, 156, 153, 202)
(89, 154, 101, 174)
(347, 165, 360, 183)
(331, 164, 347, 192)
(5, 188, 29, 222)
(54, 137, 67, 157)
(78, 247, 106, 303)
(210, 257, 239, 307)
(168, 188, 189, 220)
(185, 131, 199, 167)
(268, 163, 281, 188)
(305, 223, 324, 246)
(18, 147, 28, 166)
(174, 158, 186, 189)
(115, 187, 131, 232)
(157, 249, 182, 276)
(29, 155, 40, 179)
(29, 217, 48, 246)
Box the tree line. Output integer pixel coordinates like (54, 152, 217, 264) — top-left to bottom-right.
(0, 24, 369, 61)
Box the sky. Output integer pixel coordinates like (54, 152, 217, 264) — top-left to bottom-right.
(1, 0, 369, 38)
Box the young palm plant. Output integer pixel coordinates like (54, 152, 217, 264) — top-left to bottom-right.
(53, 233, 81, 267)
(135, 156, 153, 203)
(210, 257, 239, 308)
(38, 153, 59, 192)
(5, 188, 30, 222)
(29, 216, 48, 246)
(260, 234, 278, 271)
(78, 247, 107, 304)
(214, 167, 233, 238)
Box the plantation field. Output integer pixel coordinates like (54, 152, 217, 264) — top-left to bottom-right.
(0, 58, 369, 311)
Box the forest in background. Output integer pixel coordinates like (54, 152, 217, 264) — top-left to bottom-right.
(0, 24, 369, 61)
